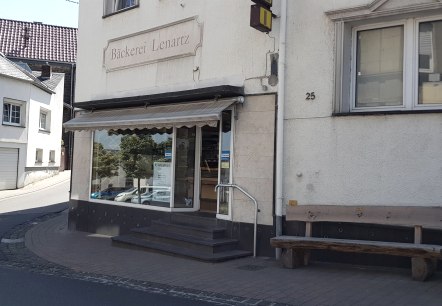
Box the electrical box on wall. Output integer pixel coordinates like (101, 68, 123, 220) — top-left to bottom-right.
(251, 0, 272, 8)
(250, 3, 273, 33)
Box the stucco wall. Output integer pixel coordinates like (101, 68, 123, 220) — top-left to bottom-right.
(232, 95, 275, 225)
(283, 0, 442, 208)
(71, 130, 93, 201)
(0, 76, 30, 144)
(26, 77, 64, 168)
(0, 76, 31, 188)
(76, 0, 279, 102)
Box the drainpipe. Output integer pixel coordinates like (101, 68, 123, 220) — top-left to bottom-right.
(275, 0, 287, 259)
(69, 63, 75, 197)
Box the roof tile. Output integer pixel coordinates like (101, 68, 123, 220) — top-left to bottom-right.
(0, 19, 77, 63)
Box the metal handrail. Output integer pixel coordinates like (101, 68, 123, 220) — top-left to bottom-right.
(215, 183, 258, 258)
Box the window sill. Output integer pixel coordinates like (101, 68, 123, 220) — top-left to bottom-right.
(38, 129, 51, 134)
(333, 109, 442, 116)
(2, 123, 24, 128)
(102, 4, 139, 19)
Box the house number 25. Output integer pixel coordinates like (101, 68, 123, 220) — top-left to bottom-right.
(306, 92, 316, 100)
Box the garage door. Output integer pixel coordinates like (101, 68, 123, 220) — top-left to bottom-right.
(0, 148, 18, 190)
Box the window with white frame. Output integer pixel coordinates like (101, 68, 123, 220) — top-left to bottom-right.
(104, 0, 138, 16)
(39, 109, 51, 132)
(331, 11, 442, 113)
(36, 149, 43, 163)
(3, 99, 24, 126)
(49, 150, 56, 163)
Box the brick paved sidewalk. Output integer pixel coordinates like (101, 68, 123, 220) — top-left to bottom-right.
(22, 211, 442, 306)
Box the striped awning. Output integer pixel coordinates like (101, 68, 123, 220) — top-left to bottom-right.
(64, 98, 238, 131)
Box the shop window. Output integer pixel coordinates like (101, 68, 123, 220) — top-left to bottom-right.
(104, 0, 138, 16)
(3, 98, 25, 127)
(91, 128, 173, 207)
(218, 110, 232, 216)
(333, 14, 442, 113)
(174, 127, 196, 209)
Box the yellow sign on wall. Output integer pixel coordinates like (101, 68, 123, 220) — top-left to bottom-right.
(250, 5, 272, 33)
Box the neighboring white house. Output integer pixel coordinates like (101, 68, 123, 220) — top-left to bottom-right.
(0, 54, 64, 190)
(280, 0, 442, 266)
(284, 0, 442, 210)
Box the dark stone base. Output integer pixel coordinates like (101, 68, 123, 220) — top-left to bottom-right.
(284, 219, 442, 270)
(68, 200, 275, 257)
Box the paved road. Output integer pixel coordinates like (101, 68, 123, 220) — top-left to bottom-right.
(0, 174, 70, 215)
(0, 178, 215, 306)
(0, 265, 213, 306)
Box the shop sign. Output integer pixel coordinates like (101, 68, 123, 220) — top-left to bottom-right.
(153, 162, 171, 187)
(221, 151, 230, 161)
(164, 150, 172, 160)
(103, 17, 203, 72)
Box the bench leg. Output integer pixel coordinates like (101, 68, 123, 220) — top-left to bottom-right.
(411, 257, 436, 281)
(281, 249, 310, 269)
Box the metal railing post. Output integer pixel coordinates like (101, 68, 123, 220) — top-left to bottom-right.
(215, 184, 258, 258)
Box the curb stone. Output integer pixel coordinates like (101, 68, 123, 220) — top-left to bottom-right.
(0, 212, 290, 306)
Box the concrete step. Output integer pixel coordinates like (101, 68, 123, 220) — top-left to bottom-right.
(169, 213, 220, 228)
(112, 235, 252, 262)
(150, 219, 226, 239)
(130, 227, 238, 254)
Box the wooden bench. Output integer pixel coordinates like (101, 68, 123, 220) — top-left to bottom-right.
(270, 205, 442, 281)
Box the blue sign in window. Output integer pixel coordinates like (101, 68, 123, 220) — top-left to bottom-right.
(221, 150, 230, 161)
(165, 150, 172, 160)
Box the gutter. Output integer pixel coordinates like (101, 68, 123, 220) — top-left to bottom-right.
(275, 0, 287, 259)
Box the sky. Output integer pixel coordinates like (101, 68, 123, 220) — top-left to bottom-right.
(1, 0, 79, 28)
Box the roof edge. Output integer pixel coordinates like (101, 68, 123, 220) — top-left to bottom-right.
(74, 85, 245, 111)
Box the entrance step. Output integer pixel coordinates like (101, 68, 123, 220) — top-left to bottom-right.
(170, 213, 220, 228)
(150, 219, 226, 239)
(112, 235, 252, 262)
(131, 227, 238, 253)
(112, 213, 252, 262)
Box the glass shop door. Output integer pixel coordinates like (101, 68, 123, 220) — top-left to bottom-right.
(199, 125, 219, 214)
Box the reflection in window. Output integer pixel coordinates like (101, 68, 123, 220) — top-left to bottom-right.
(174, 127, 196, 208)
(419, 20, 442, 105)
(355, 26, 404, 108)
(218, 110, 232, 215)
(91, 128, 173, 208)
(3, 103, 21, 125)
(104, 0, 138, 15)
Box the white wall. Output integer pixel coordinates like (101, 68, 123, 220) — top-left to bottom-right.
(0, 76, 30, 144)
(26, 77, 64, 167)
(283, 0, 442, 208)
(233, 95, 275, 225)
(76, 0, 279, 102)
(0, 75, 31, 188)
(24, 76, 65, 185)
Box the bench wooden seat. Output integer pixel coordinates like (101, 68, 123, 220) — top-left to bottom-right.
(271, 236, 442, 258)
(270, 205, 442, 281)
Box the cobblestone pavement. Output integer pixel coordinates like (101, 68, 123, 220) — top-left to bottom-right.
(3, 211, 442, 306)
(0, 212, 286, 306)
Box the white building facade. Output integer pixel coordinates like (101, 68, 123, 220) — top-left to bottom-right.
(282, 0, 442, 266)
(67, 0, 279, 257)
(68, 0, 442, 262)
(0, 56, 65, 190)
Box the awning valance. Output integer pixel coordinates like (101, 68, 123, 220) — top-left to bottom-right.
(64, 98, 239, 132)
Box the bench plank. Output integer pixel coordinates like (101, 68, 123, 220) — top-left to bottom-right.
(286, 205, 442, 229)
(271, 236, 442, 259)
